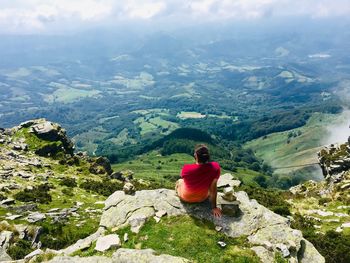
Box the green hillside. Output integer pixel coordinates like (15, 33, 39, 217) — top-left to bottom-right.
(244, 112, 343, 180)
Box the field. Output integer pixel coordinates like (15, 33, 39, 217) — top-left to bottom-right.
(133, 111, 179, 136)
(177, 111, 206, 119)
(44, 87, 101, 103)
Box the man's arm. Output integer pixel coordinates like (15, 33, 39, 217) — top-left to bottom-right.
(209, 179, 222, 217)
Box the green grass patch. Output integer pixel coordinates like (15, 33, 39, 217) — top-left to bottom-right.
(14, 127, 62, 153)
(38, 218, 99, 250)
(120, 216, 259, 263)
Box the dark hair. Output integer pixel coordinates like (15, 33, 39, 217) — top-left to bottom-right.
(195, 144, 210, 164)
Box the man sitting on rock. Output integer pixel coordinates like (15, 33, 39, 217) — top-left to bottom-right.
(175, 144, 222, 218)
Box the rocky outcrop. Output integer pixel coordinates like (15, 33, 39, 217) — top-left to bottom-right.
(318, 141, 350, 182)
(48, 248, 189, 263)
(89, 156, 113, 175)
(100, 188, 324, 263)
(28, 119, 74, 155)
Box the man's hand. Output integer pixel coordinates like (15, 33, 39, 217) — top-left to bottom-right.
(212, 207, 222, 218)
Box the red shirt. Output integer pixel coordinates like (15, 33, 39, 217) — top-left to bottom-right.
(181, 162, 220, 192)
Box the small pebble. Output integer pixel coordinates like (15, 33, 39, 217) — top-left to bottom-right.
(217, 241, 227, 248)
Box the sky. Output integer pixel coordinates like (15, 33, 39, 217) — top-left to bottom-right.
(0, 0, 349, 34)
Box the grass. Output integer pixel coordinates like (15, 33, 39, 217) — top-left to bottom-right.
(75, 215, 260, 263)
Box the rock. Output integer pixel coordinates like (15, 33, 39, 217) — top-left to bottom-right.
(16, 171, 33, 179)
(221, 202, 240, 217)
(0, 231, 13, 249)
(334, 213, 348, 217)
(48, 208, 60, 213)
(217, 173, 241, 188)
(95, 234, 121, 252)
(251, 246, 274, 263)
(0, 248, 12, 261)
(222, 186, 237, 202)
(55, 227, 105, 255)
(215, 226, 223, 232)
(27, 212, 46, 223)
(217, 241, 227, 248)
(32, 226, 43, 245)
(5, 214, 22, 220)
(89, 156, 112, 175)
(276, 243, 290, 257)
(100, 189, 324, 263)
(299, 239, 326, 263)
(123, 233, 128, 242)
(1, 198, 15, 205)
(123, 182, 135, 195)
(341, 222, 350, 228)
(29, 119, 74, 155)
(76, 201, 84, 206)
(155, 210, 167, 218)
(48, 248, 189, 263)
(13, 143, 28, 151)
(110, 170, 134, 181)
(24, 248, 43, 259)
(128, 207, 154, 233)
(9, 203, 38, 213)
(340, 183, 350, 189)
(336, 227, 343, 232)
(153, 216, 161, 223)
(14, 225, 28, 239)
(307, 210, 334, 217)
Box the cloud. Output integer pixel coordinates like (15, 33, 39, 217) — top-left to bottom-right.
(0, 0, 349, 34)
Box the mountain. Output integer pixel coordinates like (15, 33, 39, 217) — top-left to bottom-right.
(0, 119, 332, 262)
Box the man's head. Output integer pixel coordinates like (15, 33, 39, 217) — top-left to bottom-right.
(194, 144, 210, 164)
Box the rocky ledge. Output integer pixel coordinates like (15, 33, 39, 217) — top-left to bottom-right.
(318, 138, 350, 183)
(95, 186, 324, 263)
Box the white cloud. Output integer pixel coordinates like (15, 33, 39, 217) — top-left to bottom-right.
(124, 1, 166, 19)
(0, 0, 349, 34)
